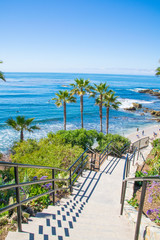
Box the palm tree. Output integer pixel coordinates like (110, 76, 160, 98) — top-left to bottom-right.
(103, 91, 121, 134)
(156, 67, 160, 76)
(52, 90, 76, 130)
(155, 60, 160, 76)
(70, 78, 94, 128)
(0, 61, 6, 81)
(6, 116, 40, 141)
(94, 83, 109, 132)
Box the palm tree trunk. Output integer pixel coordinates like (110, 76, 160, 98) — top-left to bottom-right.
(64, 101, 66, 130)
(80, 95, 83, 128)
(20, 129, 24, 141)
(106, 106, 109, 134)
(100, 94, 102, 132)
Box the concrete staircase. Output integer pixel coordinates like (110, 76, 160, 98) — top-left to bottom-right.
(6, 155, 135, 240)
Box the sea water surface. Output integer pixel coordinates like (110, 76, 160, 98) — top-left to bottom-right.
(0, 72, 160, 153)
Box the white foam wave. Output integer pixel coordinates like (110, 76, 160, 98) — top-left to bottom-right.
(129, 88, 160, 93)
(128, 88, 146, 93)
(118, 98, 154, 109)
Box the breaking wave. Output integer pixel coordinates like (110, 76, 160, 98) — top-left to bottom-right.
(118, 98, 154, 109)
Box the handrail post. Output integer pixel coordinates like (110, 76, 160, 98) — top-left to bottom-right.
(91, 152, 93, 170)
(81, 155, 83, 176)
(69, 169, 72, 193)
(99, 155, 100, 170)
(134, 180, 147, 240)
(14, 166, 22, 232)
(120, 180, 127, 215)
(94, 153, 96, 170)
(137, 140, 140, 161)
(133, 148, 136, 166)
(52, 169, 55, 205)
(128, 158, 131, 175)
(120, 181, 124, 204)
(125, 155, 129, 178)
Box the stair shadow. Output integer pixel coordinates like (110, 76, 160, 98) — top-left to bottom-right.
(23, 156, 123, 240)
(24, 197, 86, 240)
(73, 156, 122, 203)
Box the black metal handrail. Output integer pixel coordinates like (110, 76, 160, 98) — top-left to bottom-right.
(120, 176, 160, 240)
(67, 148, 88, 171)
(0, 141, 130, 233)
(120, 141, 159, 240)
(0, 161, 67, 171)
(0, 147, 90, 232)
(131, 136, 149, 151)
(120, 143, 130, 154)
(98, 141, 113, 168)
(68, 149, 89, 192)
(98, 142, 130, 170)
(0, 161, 69, 231)
(0, 178, 68, 191)
(99, 141, 112, 158)
(86, 147, 98, 170)
(122, 147, 137, 180)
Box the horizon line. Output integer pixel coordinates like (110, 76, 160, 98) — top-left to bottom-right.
(4, 71, 155, 77)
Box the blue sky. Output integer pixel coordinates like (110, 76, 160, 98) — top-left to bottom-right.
(0, 0, 160, 75)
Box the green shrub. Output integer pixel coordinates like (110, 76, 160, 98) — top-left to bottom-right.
(56, 129, 99, 149)
(135, 170, 145, 186)
(0, 169, 14, 183)
(11, 137, 83, 180)
(0, 203, 9, 218)
(127, 195, 139, 208)
(152, 138, 160, 148)
(96, 133, 130, 156)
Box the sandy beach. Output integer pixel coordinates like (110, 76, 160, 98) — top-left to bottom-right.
(125, 124, 160, 143)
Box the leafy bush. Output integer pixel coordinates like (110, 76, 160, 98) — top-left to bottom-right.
(127, 195, 139, 208)
(134, 141, 160, 225)
(135, 170, 145, 186)
(147, 147, 160, 176)
(0, 169, 14, 183)
(56, 129, 99, 149)
(0, 203, 9, 218)
(152, 138, 160, 148)
(96, 133, 130, 156)
(11, 137, 83, 180)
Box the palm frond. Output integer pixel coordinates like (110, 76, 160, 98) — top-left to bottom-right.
(156, 67, 160, 76)
(95, 97, 101, 105)
(16, 116, 26, 126)
(6, 118, 19, 130)
(0, 71, 6, 81)
(29, 125, 40, 131)
(103, 91, 121, 109)
(25, 118, 35, 126)
(94, 82, 109, 95)
(70, 78, 94, 97)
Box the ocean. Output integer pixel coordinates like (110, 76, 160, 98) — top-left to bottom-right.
(0, 72, 160, 153)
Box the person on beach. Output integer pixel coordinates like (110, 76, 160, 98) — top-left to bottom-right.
(137, 128, 139, 132)
(153, 132, 157, 138)
(142, 130, 144, 136)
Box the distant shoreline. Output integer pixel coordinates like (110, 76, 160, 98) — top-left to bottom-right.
(126, 124, 160, 143)
(0, 73, 159, 153)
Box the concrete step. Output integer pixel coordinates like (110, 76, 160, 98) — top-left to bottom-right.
(5, 156, 136, 240)
(6, 232, 30, 240)
(68, 228, 134, 240)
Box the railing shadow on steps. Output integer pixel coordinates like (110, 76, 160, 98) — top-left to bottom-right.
(120, 137, 160, 240)
(0, 140, 130, 233)
(0, 146, 96, 232)
(98, 142, 130, 170)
